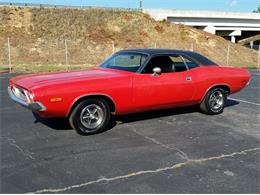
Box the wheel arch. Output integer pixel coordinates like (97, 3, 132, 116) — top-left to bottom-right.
(67, 94, 116, 117)
(200, 83, 231, 103)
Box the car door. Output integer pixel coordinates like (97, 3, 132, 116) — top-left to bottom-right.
(132, 54, 197, 111)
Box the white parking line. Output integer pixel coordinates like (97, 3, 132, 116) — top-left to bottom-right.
(229, 98, 260, 106)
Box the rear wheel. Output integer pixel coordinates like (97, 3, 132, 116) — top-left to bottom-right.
(200, 88, 227, 115)
(69, 98, 111, 135)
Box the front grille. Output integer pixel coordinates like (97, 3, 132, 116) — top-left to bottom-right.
(12, 86, 27, 102)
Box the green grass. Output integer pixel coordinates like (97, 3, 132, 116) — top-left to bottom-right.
(0, 65, 10, 72)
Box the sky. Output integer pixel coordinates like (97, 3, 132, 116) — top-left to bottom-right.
(1, 0, 260, 12)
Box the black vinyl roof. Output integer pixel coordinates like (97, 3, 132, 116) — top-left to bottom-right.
(118, 48, 190, 55)
(117, 48, 217, 66)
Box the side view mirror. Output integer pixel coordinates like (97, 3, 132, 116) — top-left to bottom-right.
(152, 67, 161, 76)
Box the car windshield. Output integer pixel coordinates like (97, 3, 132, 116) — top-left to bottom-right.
(100, 53, 148, 72)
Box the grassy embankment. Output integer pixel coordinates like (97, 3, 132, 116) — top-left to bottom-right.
(0, 6, 259, 73)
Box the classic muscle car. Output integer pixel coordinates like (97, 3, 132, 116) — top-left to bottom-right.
(8, 49, 250, 135)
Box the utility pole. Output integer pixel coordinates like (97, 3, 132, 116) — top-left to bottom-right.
(140, 0, 143, 10)
(257, 44, 260, 69)
(7, 37, 12, 73)
(64, 39, 68, 71)
(226, 44, 230, 66)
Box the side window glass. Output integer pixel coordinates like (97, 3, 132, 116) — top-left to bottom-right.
(109, 55, 141, 67)
(182, 56, 199, 69)
(105, 54, 147, 72)
(142, 54, 198, 74)
(142, 56, 174, 74)
(169, 55, 187, 72)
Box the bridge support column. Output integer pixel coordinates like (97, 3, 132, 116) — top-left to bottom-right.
(203, 25, 216, 34)
(229, 30, 241, 43)
(231, 36, 236, 43)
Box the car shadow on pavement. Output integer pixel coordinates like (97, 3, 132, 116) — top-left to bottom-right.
(226, 99, 240, 107)
(32, 112, 117, 132)
(116, 99, 239, 124)
(33, 112, 72, 130)
(32, 99, 239, 132)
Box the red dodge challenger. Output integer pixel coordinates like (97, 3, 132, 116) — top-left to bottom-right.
(8, 49, 250, 135)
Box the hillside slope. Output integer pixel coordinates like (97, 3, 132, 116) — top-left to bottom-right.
(0, 6, 258, 70)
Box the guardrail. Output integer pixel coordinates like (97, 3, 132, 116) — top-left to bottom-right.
(0, 2, 141, 12)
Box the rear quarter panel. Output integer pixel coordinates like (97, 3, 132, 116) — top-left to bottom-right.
(192, 66, 250, 102)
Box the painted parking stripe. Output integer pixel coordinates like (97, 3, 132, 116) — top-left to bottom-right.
(229, 98, 260, 106)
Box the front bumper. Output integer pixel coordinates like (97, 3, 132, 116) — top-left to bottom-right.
(8, 87, 46, 111)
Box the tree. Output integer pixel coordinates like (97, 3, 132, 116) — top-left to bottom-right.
(253, 6, 260, 13)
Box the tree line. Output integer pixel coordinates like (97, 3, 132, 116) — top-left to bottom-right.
(253, 6, 260, 13)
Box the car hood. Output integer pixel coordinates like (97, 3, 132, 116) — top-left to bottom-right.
(10, 67, 132, 90)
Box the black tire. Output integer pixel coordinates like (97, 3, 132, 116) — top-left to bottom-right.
(200, 88, 227, 115)
(69, 98, 111, 135)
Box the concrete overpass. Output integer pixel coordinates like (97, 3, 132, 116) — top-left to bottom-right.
(143, 9, 260, 45)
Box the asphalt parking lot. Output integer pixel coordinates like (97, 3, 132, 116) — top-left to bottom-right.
(0, 70, 259, 193)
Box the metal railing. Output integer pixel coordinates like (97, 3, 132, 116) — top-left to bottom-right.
(0, 2, 141, 12)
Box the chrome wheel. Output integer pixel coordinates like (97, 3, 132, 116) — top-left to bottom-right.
(209, 91, 224, 110)
(80, 104, 104, 130)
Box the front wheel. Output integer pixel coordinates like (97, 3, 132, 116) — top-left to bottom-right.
(69, 98, 111, 135)
(200, 88, 227, 115)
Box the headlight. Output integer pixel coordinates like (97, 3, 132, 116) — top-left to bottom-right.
(28, 91, 35, 101)
(24, 90, 35, 103)
(12, 85, 27, 102)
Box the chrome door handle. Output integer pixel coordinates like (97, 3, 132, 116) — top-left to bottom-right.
(186, 76, 192, 81)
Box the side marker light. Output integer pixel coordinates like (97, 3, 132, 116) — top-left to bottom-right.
(50, 97, 63, 102)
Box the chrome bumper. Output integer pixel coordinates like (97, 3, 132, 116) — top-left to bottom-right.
(8, 87, 46, 111)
